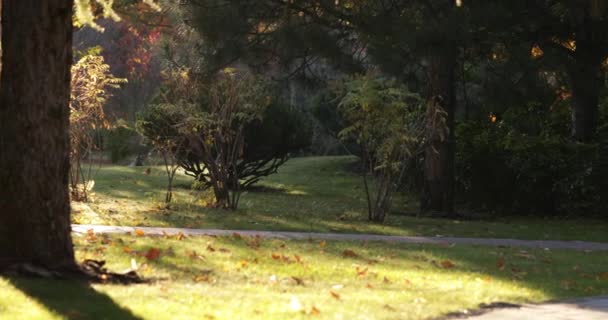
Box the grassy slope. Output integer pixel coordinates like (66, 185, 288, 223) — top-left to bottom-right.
(2, 233, 608, 320)
(73, 156, 608, 242)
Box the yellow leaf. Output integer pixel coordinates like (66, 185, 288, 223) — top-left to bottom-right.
(135, 229, 145, 237)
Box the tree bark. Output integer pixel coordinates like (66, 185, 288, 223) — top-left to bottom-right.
(421, 50, 457, 215)
(568, 29, 604, 142)
(0, 0, 76, 269)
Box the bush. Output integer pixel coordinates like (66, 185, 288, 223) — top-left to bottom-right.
(455, 103, 603, 216)
(104, 120, 145, 163)
(138, 76, 312, 208)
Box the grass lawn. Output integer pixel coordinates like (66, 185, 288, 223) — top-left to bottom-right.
(2, 233, 608, 320)
(73, 156, 608, 242)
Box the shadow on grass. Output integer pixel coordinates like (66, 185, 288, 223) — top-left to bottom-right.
(8, 277, 142, 320)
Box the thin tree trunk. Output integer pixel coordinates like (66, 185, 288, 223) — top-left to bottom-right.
(0, 0, 75, 269)
(569, 50, 603, 142)
(421, 49, 456, 216)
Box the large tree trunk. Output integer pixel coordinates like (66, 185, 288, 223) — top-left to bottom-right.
(421, 50, 456, 215)
(0, 0, 75, 269)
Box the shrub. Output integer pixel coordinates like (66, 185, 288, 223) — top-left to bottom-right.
(455, 103, 603, 216)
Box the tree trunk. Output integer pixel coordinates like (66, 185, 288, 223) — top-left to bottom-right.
(568, 49, 603, 142)
(421, 50, 456, 216)
(0, 0, 75, 269)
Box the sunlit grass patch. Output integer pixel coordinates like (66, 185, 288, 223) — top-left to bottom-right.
(2, 233, 608, 319)
(72, 156, 608, 242)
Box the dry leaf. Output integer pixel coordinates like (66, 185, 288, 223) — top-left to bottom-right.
(294, 255, 302, 263)
(309, 306, 321, 315)
(135, 229, 146, 237)
(329, 290, 341, 300)
(403, 279, 412, 286)
(194, 274, 210, 282)
(271, 253, 281, 260)
(496, 256, 505, 270)
(383, 276, 391, 283)
(319, 240, 326, 248)
(356, 267, 368, 277)
(342, 249, 358, 258)
(206, 244, 216, 252)
(176, 232, 186, 240)
(291, 276, 305, 286)
(598, 272, 608, 280)
(366, 283, 374, 289)
(440, 260, 456, 269)
(144, 248, 161, 260)
(232, 232, 242, 239)
(383, 304, 396, 311)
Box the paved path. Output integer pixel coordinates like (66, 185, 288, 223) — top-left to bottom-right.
(72, 224, 608, 251)
(458, 296, 608, 319)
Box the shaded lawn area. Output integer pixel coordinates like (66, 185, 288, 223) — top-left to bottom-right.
(73, 156, 608, 242)
(2, 233, 608, 320)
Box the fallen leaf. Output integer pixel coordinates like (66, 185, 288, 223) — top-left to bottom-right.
(356, 267, 368, 277)
(135, 229, 145, 237)
(319, 240, 326, 248)
(271, 253, 281, 260)
(206, 244, 216, 252)
(123, 246, 132, 253)
(329, 290, 341, 300)
(383, 276, 391, 284)
(598, 272, 608, 280)
(342, 249, 358, 258)
(383, 304, 396, 311)
(366, 283, 374, 289)
(440, 260, 456, 269)
(194, 274, 210, 282)
(232, 232, 242, 239)
(496, 256, 505, 270)
(239, 260, 248, 268)
(294, 255, 302, 263)
(403, 279, 412, 286)
(176, 232, 186, 240)
(309, 306, 321, 315)
(144, 248, 161, 260)
(291, 276, 305, 286)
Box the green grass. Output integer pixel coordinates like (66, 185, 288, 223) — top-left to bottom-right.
(2, 233, 608, 320)
(73, 156, 608, 242)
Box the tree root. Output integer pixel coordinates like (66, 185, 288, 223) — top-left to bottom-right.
(3, 259, 145, 284)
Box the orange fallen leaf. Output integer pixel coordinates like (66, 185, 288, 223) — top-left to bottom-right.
(329, 290, 340, 300)
(383, 276, 391, 284)
(239, 260, 248, 268)
(496, 256, 505, 270)
(176, 232, 186, 240)
(232, 232, 242, 239)
(271, 253, 281, 260)
(356, 267, 368, 277)
(366, 283, 374, 289)
(309, 306, 321, 315)
(135, 229, 145, 237)
(144, 248, 161, 260)
(440, 260, 456, 269)
(342, 249, 358, 258)
(123, 246, 132, 253)
(294, 255, 302, 263)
